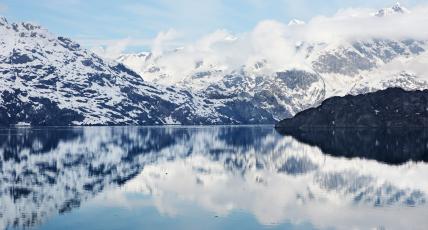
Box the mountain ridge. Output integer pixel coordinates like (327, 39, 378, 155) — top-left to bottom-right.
(276, 87, 428, 128)
(114, 3, 428, 123)
(1, 3, 428, 126)
(0, 16, 279, 125)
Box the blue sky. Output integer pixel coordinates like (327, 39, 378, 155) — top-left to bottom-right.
(1, 0, 426, 51)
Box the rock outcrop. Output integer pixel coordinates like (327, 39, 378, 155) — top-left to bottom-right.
(276, 88, 428, 128)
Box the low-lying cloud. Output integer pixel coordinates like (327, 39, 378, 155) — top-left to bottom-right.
(98, 4, 428, 78)
(293, 5, 428, 42)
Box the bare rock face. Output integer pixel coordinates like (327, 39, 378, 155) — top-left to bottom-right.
(276, 88, 428, 128)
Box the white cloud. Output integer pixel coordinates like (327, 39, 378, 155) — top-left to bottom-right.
(84, 38, 152, 60)
(155, 4, 428, 72)
(379, 51, 428, 80)
(100, 3, 428, 80)
(83, 29, 182, 61)
(290, 5, 428, 43)
(91, 38, 133, 60)
(152, 29, 179, 57)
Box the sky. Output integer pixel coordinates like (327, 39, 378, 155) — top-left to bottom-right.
(1, 0, 427, 52)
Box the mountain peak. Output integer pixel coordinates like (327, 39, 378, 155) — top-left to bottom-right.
(288, 19, 305, 26)
(0, 16, 46, 35)
(393, 2, 402, 8)
(17, 21, 43, 32)
(0, 16, 8, 26)
(375, 2, 410, 17)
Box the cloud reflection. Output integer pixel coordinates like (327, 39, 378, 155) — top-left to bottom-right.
(0, 127, 427, 230)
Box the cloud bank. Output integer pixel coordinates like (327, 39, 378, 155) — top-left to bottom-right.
(96, 4, 428, 79)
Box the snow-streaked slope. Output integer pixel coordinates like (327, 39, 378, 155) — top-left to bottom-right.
(0, 127, 427, 230)
(0, 17, 279, 125)
(116, 3, 428, 118)
(1, 3, 427, 125)
(0, 17, 195, 125)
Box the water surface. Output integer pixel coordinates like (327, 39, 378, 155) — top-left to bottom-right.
(1, 126, 427, 230)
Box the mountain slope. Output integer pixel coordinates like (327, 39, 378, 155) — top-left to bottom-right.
(1, 3, 428, 126)
(116, 3, 428, 121)
(0, 17, 278, 125)
(0, 17, 191, 125)
(276, 88, 428, 128)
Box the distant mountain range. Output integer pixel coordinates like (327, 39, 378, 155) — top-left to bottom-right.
(116, 3, 428, 122)
(1, 3, 428, 125)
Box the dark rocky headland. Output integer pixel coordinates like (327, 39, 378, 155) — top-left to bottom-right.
(276, 88, 428, 129)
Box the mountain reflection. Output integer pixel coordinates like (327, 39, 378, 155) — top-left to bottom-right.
(276, 128, 428, 164)
(0, 126, 427, 230)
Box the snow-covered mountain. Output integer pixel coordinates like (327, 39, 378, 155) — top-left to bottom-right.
(0, 17, 277, 125)
(375, 2, 410, 17)
(116, 3, 428, 120)
(1, 3, 427, 126)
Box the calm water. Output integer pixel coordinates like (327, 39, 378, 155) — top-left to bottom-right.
(1, 126, 428, 230)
